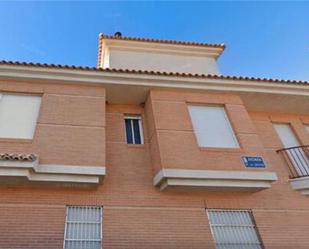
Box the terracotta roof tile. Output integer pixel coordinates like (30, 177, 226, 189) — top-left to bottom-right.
(0, 153, 37, 161)
(99, 33, 225, 49)
(0, 60, 308, 86)
(97, 33, 225, 67)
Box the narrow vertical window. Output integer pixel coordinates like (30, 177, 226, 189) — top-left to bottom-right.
(207, 209, 263, 249)
(188, 105, 239, 148)
(64, 206, 102, 249)
(0, 94, 41, 139)
(124, 115, 144, 144)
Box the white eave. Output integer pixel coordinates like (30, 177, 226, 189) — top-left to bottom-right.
(153, 169, 278, 191)
(103, 38, 224, 58)
(0, 65, 308, 105)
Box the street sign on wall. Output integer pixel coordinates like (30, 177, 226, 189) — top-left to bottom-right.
(242, 156, 266, 168)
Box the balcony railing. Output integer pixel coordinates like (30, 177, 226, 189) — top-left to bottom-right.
(277, 145, 309, 179)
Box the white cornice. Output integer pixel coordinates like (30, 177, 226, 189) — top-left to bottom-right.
(104, 39, 224, 58)
(154, 169, 278, 191)
(0, 65, 308, 101)
(289, 177, 309, 195)
(0, 160, 106, 186)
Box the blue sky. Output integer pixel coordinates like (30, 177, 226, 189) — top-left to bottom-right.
(0, 1, 309, 80)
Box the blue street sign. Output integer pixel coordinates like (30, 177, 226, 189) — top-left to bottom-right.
(242, 156, 266, 168)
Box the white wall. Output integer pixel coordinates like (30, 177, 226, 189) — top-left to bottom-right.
(108, 49, 219, 75)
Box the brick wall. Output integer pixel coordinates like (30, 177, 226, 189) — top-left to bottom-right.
(0, 83, 308, 248)
(0, 204, 65, 249)
(103, 207, 215, 249)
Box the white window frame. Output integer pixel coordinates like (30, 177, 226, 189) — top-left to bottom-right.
(63, 206, 103, 249)
(124, 115, 144, 144)
(207, 209, 263, 249)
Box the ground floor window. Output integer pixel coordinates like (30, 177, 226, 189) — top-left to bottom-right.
(207, 209, 263, 249)
(64, 206, 103, 249)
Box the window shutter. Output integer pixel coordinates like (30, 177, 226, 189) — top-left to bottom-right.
(188, 105, 239, 148)
(0, 94, 41, 139)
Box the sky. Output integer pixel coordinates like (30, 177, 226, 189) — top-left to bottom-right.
(0, 1, 309, 81)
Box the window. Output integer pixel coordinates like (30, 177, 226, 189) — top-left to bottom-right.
(207, 209, 263, 249)
(124, 115, 144, 144)
(0, 94, 41, 139)
(273, 123, 300, 148)
(274, 123, 309, 176)
(64, 206, 102, 249)
(305, 125, 309, 134)
(188, 105, 239, 148)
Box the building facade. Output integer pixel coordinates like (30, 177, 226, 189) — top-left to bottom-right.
(0, 33, 308, 249)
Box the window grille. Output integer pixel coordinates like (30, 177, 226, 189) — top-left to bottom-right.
(64, 206, 102, 249)
(207, 209, 263, 249)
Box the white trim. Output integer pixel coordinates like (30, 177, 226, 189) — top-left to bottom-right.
(130, 119, 135, 143)
(0, 160, 106, 186)
(154, 169, 278, 191)
(124, 115, 142, 120)
(289, 177, 309, 195)
(124, 115, 144, 144)
(138, 118, 144, 144)
(0, 65, 309, 98)
(104, 39, 224, 58)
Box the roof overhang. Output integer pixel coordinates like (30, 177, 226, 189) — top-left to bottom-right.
(102, 38, 224, 58)
(0, 64, 308, 113)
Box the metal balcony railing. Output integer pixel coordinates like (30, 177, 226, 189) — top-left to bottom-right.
(277, 145, 309, 179)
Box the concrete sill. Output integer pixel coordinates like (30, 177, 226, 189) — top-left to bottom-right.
(0, 160, 106, 187)
(289, 177, 309, 195)
(154, 169, 278, 191)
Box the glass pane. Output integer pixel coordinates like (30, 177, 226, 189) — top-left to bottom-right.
(209, 210, 253, 225)
(133, 119, 141, 144)
(125, 119, 133, 144)
(66, 223, 101, 240)
(67, 207, 101, 222)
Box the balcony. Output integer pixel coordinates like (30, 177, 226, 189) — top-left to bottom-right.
(0, 153, 106, 187)
(154, 169, 278, 191)
(277, 145, 309, 195)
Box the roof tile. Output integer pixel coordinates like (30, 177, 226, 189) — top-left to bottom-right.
(0, 60, 308, 86)
(99, 33, 225, 48)
(0, 153, 37, 162)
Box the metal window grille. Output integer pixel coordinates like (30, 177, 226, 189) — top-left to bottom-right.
(207, 209, 263, 249)
(124, 115, 144, 144)
(63, 206, 103, 249)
